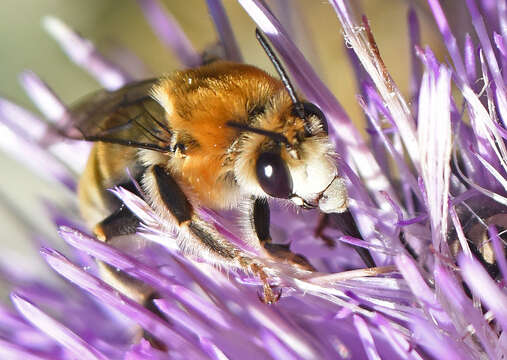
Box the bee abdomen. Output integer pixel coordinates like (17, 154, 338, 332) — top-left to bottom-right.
(78, 143, 140, 227)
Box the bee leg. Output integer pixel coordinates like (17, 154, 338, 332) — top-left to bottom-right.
(148, 165, 279, 304)
(314, 214, 336, 247)
(315, 212, 376, 267)
(93, 193, 167, 350)
(331, 211, 377, 268)
(93, 203, 139, 241)
(251, 197, 315, 271)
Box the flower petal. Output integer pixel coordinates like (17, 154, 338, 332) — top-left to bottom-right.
(136, 0, 201, 68)
(11, 292, 109, 360)
(40, 247, 207, 358)
(459, 253, 507, 332)
(43, 16, 131, 90)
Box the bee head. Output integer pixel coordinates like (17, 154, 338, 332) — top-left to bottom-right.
(228, 100, 347, 214)
(226, 29, 348, 213)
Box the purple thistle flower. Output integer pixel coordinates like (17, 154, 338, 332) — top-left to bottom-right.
(0, 0, 506, 359)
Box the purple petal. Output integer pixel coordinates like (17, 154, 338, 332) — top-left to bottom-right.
(16, 71, 91, 172)
(396, 215, 427, 226)
(434, 264, 498, 358)
(11, 292, 109, 360)
(40, 247, 207, 358)
(494, 32, 506, 57)
(154, 298, 214, 339)
(464, 34, 477, 83)
(233, 297, 321, 359)
(124, 339, 171, 360)
(363, 84, 396, 128)
(136, 0, 201, 68)
(110, 186, 162, 226)
(0, 96, 90, 174)
(0, 338, 56, 360)
(0, 304, 32, 331)
(106, 44, 153, 79)
(408, 7, 422, 101)
(472, 151, 507, 190)
(426, 0, 467, 83)
(459, 253, 507, 331)
(500, 1, 507, 42)
(465, 0, 507, 125)
(449, 206, 473, 260)
(165, 285, 231, 330)
(415, 46, 439, 77)
(465, 0, 504, 89)
(373, 313, 424, 360)
(0, 122, 76, 190)
(199, 337, 230, 360)
(360, 87, 421, 205)
(155, 299, 263, 358)
(488, 225, 507, 280)
(58, 226, 181, 292)
(206, 0, 242, 62)
(260, 329, 299, 360)
(0, 98, 57, 142)
(19, 71, 67, 124)
(395, 254, 451, 326)
(43, 16, 131, 90)
(459, 69, 506, 190)
(345, 43, 368, 90)
(353, 315, 381, 360)
(329, 1, 420, 172)
(411, 316, 471, 360)
(338, 236, 392, 255)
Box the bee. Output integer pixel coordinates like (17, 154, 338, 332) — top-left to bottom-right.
(448, 199, 507, 281)
(70, 30, 349, 307)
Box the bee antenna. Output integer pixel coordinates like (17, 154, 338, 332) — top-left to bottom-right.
(255, 29, 305, 118)
(226, 121, 289, 145)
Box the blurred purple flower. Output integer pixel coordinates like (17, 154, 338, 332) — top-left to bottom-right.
(0, 0, 506, 359)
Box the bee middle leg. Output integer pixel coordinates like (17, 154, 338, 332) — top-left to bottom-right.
(94, 203, 139, 242)
(250, 197, 315, 271)
(147, 165, 280, 303)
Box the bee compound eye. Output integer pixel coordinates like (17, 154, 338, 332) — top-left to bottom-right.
(256, 152, 293, 199)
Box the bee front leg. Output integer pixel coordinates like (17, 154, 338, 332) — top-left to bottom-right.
(314, 213, 336, 247)
(331, 211, 377, 268)
(147, 165, 279, 303)
(250, 197, 315, 272)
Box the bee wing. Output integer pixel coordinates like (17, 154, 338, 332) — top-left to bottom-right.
(66, 79, 172, 152)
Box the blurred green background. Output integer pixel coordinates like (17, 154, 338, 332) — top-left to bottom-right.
(0, 0, 444, 276)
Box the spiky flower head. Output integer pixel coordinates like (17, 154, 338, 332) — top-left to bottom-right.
(0, 0, 506, 359)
